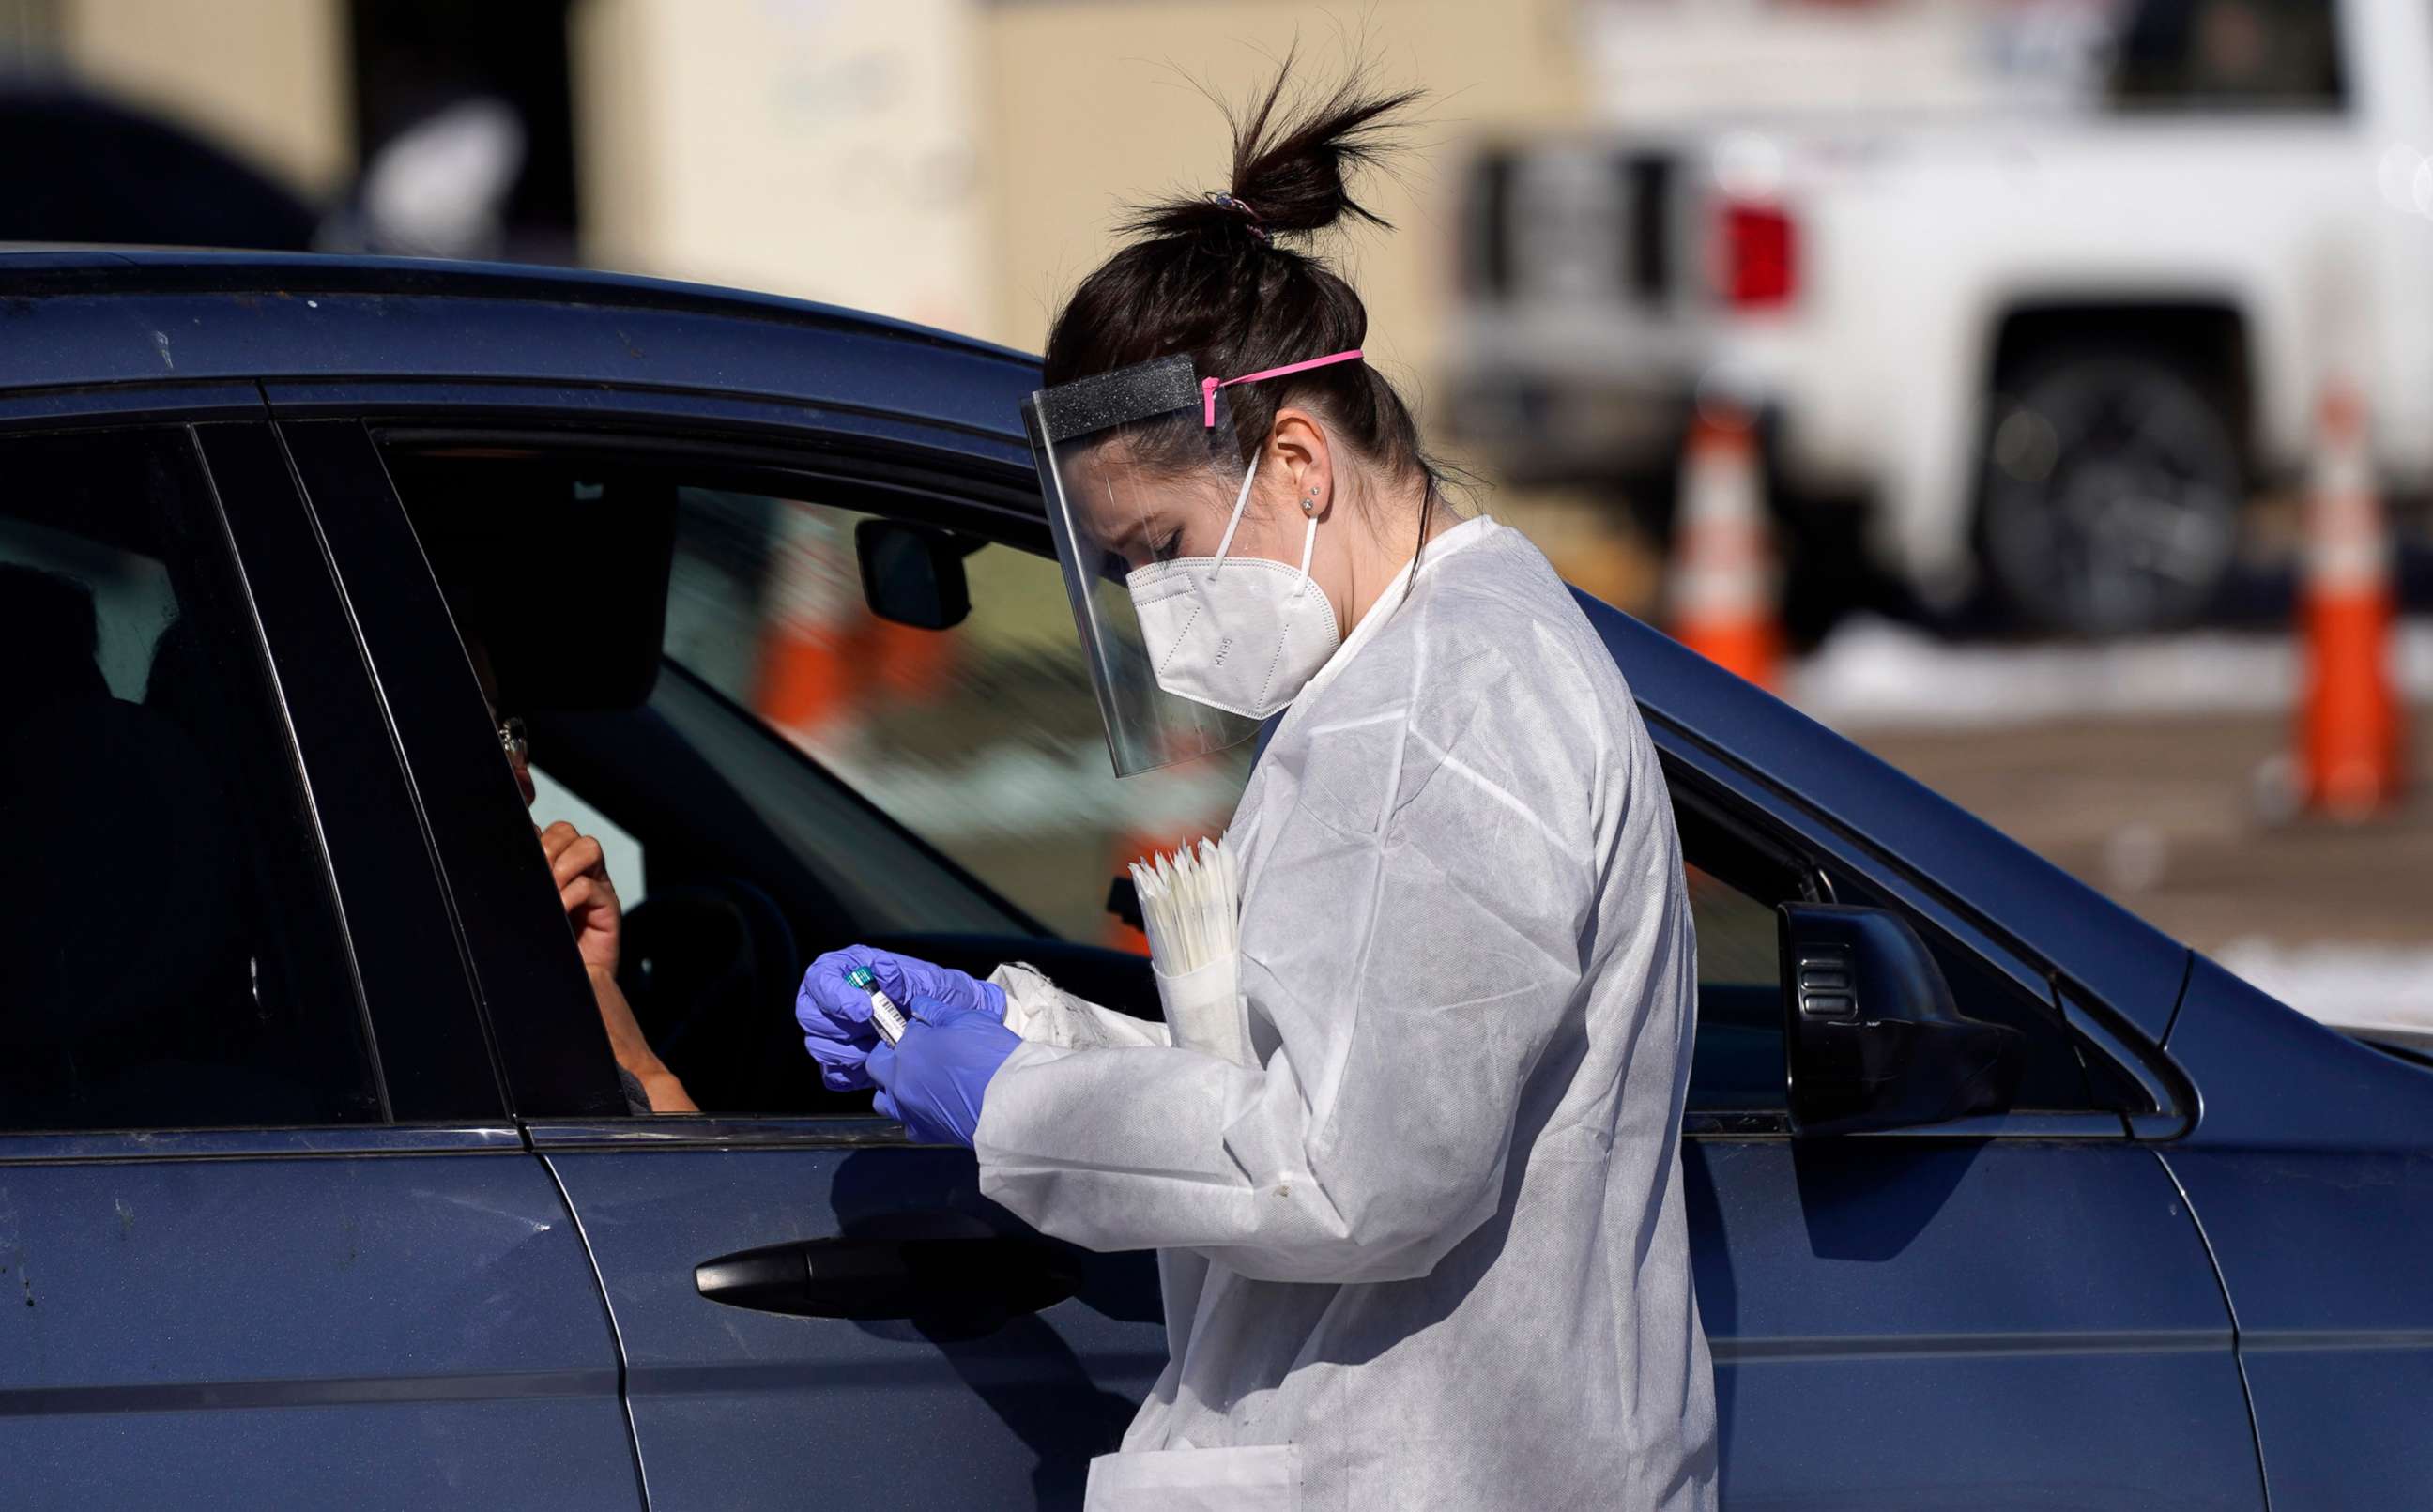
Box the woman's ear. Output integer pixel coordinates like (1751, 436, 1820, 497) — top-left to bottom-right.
(1268, 408, 1334, 521)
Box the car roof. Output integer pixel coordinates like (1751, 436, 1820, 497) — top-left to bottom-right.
(0, 246, 2195, 1037)
(0, 247, 1042, 458)
(0, 246, 1034, 363)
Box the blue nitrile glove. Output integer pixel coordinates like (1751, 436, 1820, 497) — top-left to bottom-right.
(797, 947, 1006, 1092)
(865, 995, 1021, 1147)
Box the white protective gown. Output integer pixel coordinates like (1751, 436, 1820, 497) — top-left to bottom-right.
(977, 515, 1718, 1512)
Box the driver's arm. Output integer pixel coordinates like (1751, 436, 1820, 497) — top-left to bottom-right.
(543, 820, 697, 1114)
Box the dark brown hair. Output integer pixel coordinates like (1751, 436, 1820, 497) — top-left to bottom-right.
(1040, 61, 1441, 519)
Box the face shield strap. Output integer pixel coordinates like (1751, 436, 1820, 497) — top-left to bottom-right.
(1200, 348, 1367, 428)
(1190, 348, 1362, 594)
(1196, 347, 1359, 597)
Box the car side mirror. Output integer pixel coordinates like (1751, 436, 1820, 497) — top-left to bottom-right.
(1778, 903, 2024, 1137)
(855, 520, 972, 631)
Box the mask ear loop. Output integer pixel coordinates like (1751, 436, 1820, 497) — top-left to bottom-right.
(1290, 499, 1319, 596)
(1201, 451, 1321, 597)
(1205, 451, 1260, 570)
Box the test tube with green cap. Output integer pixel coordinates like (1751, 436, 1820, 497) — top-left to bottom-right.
(845, 964, 910, 1045)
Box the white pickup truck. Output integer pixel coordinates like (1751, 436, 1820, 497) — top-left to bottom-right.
(1451, 0, 2433, 634)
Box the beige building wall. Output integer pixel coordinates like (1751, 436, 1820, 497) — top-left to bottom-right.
(567, 0, 1585, 371)
(570, 0, 989, 334)
(979, 2, 1612, 591)
(58, 0, 352, 194)
(980, 2, 1587, 378)
(565, 0, 1608, 581)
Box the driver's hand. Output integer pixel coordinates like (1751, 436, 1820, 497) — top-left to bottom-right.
(540, 821, 620, 974)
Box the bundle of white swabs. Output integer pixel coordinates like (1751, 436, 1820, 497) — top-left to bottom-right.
(1129, 834, 1240, 976)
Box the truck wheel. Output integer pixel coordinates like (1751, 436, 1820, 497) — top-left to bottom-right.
(1978, 347, 2242, 635)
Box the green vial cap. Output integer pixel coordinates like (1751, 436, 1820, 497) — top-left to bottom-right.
(846, 965, 875, 991)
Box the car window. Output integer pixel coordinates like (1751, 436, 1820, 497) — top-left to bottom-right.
(1685, 860, 1793, 1113)
(2106, 0, 2343, 112)
(666, 486, 1249, 944)
(531, 761, 646, 907)
(1674, 783, 2118, 1117)
(1676, 790, 1800, 1113)
(0, 428, 377, 1131)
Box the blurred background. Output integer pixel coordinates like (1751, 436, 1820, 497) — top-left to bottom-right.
(8, 0, 2422, 1030)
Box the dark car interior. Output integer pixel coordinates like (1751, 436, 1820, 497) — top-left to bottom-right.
(389, 448, 1163, 1115)
(385, 439, 2133, 1125)
(0, 420, 2143, 1134)
(0, 434, 375, 1132)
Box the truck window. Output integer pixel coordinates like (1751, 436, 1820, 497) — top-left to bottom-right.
(2107, 0, 2344, 112)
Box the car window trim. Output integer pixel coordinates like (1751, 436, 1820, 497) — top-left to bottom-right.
(200, 419, 512, 1124)
(276, 417, 629, 1122)
(1684, 1109, 2132, 1141)
(0, 380, 271, 435)
(1654, 721, 2178, 1139)
(525, 1116, 908, 1152)
(187, 420, 388, 1120)
(2062, 989, 2194, 1139)
(374, 424, 1048, 545)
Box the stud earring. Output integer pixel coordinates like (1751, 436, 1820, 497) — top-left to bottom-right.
(1302, 492, 1320, 516)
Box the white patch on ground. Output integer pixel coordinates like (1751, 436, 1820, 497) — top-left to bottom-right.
(1791, 616, 2433, 732)
(2216, 938, 2433, 1039)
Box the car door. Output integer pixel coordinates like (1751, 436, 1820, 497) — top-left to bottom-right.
(278, 392, 2258, 1511)
(1655, 749, 2266, 1509)
(0, 410, 635, 1509)
(283, 415, 1171, 1511)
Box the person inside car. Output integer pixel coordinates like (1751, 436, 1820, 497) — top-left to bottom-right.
(468, 636, 696, 1115)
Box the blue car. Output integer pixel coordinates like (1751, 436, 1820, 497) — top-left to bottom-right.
(0, 251, 2424, 1510)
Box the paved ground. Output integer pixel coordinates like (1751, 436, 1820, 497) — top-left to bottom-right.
(1850, 706, 2433, 953)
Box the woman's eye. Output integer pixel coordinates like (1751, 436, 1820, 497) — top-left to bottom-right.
(1152, 530, 1183, 562)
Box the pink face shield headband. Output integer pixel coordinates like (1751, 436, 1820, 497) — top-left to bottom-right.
(1201, 348, 1365, 427)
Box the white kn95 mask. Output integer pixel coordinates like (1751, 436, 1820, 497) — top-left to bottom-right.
(1125, 453, 1341, 720)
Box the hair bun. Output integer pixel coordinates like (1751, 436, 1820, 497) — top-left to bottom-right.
(1203, 191, 1272, 245)
(1041, 53, 1446, 521)
(1121, 59, 1423, 251)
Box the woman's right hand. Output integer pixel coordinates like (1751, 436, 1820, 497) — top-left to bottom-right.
(796, 946, 1007, 1092)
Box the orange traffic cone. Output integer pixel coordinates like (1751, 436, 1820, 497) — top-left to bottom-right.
(755, 507, 864, 744)
(869, 619, 956, 704)
(2296, 378, 2406, 819)
(1668, 403, 1782, 689)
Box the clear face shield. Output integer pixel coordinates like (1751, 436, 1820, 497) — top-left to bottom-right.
(1022, 349, 1364, 777)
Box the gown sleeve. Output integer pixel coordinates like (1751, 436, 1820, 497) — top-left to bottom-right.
(974, 646, 1607, 1285)
(989, 960, 1171, 1050)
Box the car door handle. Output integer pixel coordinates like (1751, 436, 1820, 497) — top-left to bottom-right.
(696, 1226, 1079, 1321)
